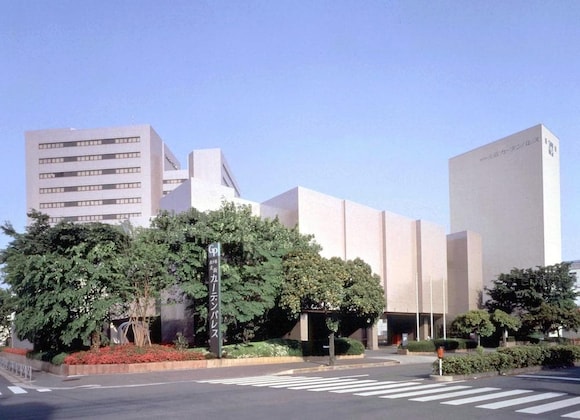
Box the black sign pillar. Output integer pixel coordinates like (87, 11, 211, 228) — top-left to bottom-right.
(208, 242, 222, 357)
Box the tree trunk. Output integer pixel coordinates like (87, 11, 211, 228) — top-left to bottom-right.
(329, 331, 335, 366)
(90, 330, 100, 351)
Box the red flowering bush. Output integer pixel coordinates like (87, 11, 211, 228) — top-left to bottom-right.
(1, 347, 30, 356)
(64, 344, 207, 365)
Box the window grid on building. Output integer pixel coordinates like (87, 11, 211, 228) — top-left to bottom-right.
(49, 212, 142, 224)
(163, 179, 187, 184)
(39, 182, 141, 194)
(39, 152, 140, 164)
(40, 197, 141, 209)
(39, 167, 141, 179)
(38, 137, 140, 149)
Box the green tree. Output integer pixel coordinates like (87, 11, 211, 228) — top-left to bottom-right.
(451, 310, 495, 347)
(280, 252, 384, 365)
(0, 212, 130, 352)
(486, 263, 579, 336)
(490, 309, 521, 346)
(151, 203, 319, 344)
(0, 287, 16, 343)
(117, 225, 174, 347)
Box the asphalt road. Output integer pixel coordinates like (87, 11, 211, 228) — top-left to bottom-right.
(1, 361, 579, 419)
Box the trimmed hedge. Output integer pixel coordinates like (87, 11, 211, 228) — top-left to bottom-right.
(302, 337, 365, 356)
(223, 339, 303, 358)
(406, 340, 436, 352)
(433, 338, 478, 351)
(404, 338, 477, 353)
(433, 345, 580, 375)
(222, 337, 365, 359)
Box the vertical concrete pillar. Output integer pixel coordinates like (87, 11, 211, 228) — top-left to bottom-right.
(299, 313, 309, 341)
(366, 324, 379, 350)
(284, 312, 309, 342)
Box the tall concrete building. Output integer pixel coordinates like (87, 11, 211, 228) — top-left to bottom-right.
(449, 124, 562, 290)
(25, 124, 484, 348)
(26, 125, 176, 227)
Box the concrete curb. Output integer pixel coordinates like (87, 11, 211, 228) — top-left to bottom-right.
(1, 353, 369, 377)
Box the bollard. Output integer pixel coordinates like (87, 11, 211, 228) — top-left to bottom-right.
(437, 346, 444, 376)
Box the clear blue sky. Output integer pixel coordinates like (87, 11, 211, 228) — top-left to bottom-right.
(1, 1, 579, 260)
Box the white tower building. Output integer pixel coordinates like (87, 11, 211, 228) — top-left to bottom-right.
(449, 124, 562, 290)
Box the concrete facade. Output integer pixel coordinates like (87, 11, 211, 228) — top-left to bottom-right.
(446, 231, 483, 317)
(26, 125, 169, 227)
(24, 124, 489, 348)
(449, 124, 562, 289)
(261, 187, 466, 345)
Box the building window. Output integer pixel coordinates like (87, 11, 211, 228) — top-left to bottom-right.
(163, 179, 187, 184)
(40, 197, 141, 209)
(39, 152, 140, 164)
(38, 136, 140, 150)
(39, 182, 141, 194)
(39, 167, 141, 179)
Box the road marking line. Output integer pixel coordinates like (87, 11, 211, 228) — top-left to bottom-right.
(307, 380, 379, 392)
(381, 385, 471, 399)
(442, 389, 532, 405)
(289, 379, 368, 390)
(199, 375, 315, 384)
(562, 410, 580, 419)
(240, 377, 321, 387)
(517, 374, 580, 382)
(8, 386, 27, 394)
(356, 383, 444, 397)
(37, 388, 52, 393)
(331, 381, 407, 394)
(411, 387, 500, 402)
(516, 396, 580, 414)
(477, 392, 566, 409)
(271, 378, 353, 388)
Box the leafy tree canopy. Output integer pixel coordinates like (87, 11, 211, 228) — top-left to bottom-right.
(1, 212, 130, 352)
(280, 250, 384, 363)
(485, 263, 579, 336)
(0, 287, 16, 334)
(451, 309, 495, 346)
(151, 202, 320, 344)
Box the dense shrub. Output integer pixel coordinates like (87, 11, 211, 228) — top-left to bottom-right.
(0, 347, 29, 356)
(335, 338, 365, 355)
(51, 353, 68, 366)
(223, 339, 303, 359)
(497, 345, 547, 367)
(64, 344, 207, 365)
(302, 338, 365, 356)
(433, 338, 477, 351)
(406, 340, 436, 352)
(434, 345, 580, 375)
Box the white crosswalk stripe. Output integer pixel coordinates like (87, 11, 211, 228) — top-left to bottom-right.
(0, 386, 52, 395)
(517, 396, 580, 415)
(411, 387, 500, 402)
(198, 374, 580, 417)
(332, 381, 418, 394)
(476, 392, 566, 410)
(562, 410, 580, 419)
(307, 380, 379, 392)
(441, 389, 533, 405)
(380, 385, 471, 399)
(355, 383, 446, 397)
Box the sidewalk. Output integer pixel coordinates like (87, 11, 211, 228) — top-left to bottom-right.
(3, 347, 438, 391)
